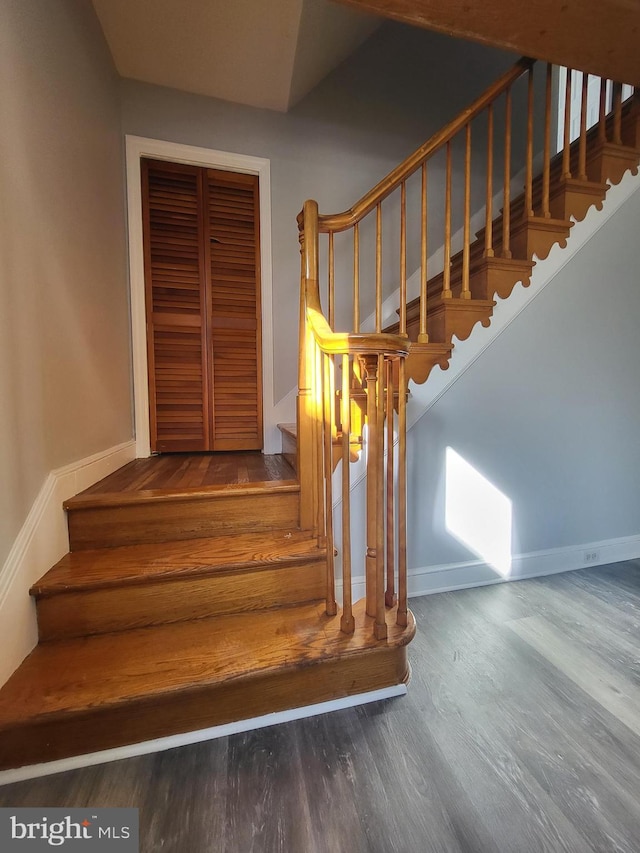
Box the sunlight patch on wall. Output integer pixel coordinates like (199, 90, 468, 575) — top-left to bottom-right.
(445, 447, 512, 577)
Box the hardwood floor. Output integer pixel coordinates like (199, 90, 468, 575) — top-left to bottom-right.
(3, 560, 640, 852)
(77, 452, 296, 496)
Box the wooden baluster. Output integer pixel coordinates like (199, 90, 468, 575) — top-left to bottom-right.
(308, 339, 322, 545)
(396, 356, 408, 628)
(598, 77, 608, 143)
(375, 352, 387, 640)
(400, 181, 407, 336)
(419, 162, 429, 341)
(443, 140, 453, 297)
(484, 103, 494, 258)
(328, 232, 335, 330)
(562, 69, 573, 178)
(322, 352, 337, 616)
(578, 72, 589, 180)
(353, 223, 360, 333)
(502, 87, 512, 259)
(362, 354, 386, 639)
(375, 202, 382, 332)
(525, 66, 534, 217)
(385, 358, 396, 607)
(311, 340, 322, 544)
(461, 122, 472, 299)
(542, 63, 552, 218)
(362, 356, 377, 615)
(613, 81, 623, 144)
(340, 354, 354, 633)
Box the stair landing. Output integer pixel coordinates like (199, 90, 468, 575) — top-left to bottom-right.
(73, 450, 296, 494)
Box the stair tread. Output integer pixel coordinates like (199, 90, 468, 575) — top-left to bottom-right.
(64, 478, 300, 511)
(32, 530, 324, 597)
(0, 601, 414, 728)
(277, 423, 297, 439)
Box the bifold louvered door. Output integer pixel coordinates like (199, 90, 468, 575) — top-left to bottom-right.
(142, 159, 262, 452)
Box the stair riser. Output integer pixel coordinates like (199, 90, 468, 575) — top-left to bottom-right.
(586, 142, 640, 186)
(423, 301, 493, 344)
(35, 561, 327, 641)
(510, 218, 571, 262)
(469, 259, 533, 301)
(280, 430, 297, 474)
(0, 646, 409, 771)
(548, 182, 607, 222)
(67, 491, 300, 550)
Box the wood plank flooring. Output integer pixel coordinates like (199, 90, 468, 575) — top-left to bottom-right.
(76, 452, 296, 496)
(3, 560, 640, 853)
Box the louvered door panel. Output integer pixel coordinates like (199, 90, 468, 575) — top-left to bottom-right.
(142, 160, 211, 452)
(206, 170, 263, 450)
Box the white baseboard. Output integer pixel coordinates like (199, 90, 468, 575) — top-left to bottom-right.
(337, 533, 640, 602)
(0, 684, 406, 786)
(0, 440, 136, 689)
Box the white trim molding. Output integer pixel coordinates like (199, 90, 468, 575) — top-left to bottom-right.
(337, 533, 640, 602)
(0, 441, 136, 689)
(124, 136, 278, 456)
(0, 684, 406, 786)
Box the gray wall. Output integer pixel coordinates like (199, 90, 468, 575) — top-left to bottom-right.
(406, 185, 640, 570)
(0, 0, 132, 568)
(120, 23, 518, 400)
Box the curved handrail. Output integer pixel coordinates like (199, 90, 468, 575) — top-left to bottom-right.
(306, 303, 410, 358)
(302, 56, 534, 234)
(301, 199, 410, 357)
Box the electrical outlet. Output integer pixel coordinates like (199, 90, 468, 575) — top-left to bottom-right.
(583, 550, 600, 564)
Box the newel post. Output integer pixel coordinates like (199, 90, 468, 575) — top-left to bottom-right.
(297, 201, 320, 535)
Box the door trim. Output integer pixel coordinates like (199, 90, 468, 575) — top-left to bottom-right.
(125, 135, 275, 457)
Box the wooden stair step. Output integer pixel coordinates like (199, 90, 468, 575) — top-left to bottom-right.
(586, 139, 640, 185)
(65, 480, 301, 550)
(405, 341, 453, 384)
(426, 296, 495, 343)
(32, 530, 327, 640)
(548, 177, 609, 223)
(0, 601, 415, 771)
(509, 214, 573, 262)
(277, 423, 297, 473)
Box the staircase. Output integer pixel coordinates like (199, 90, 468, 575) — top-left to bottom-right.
(0, 455, 413, 772)
(0, 59, 638, 774)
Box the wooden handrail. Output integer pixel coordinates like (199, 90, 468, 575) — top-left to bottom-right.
(302, 201, 410, 359)
(303, 57, 534, 234)
(299, 198, 410, 638)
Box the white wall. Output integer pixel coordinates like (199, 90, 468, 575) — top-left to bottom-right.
(405, 183, 640, 585)
(120, 23, 518, 403)
(0, 0, 133, 681)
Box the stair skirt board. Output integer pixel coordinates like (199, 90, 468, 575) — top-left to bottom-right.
(0, 685, 406, 786)
(0, 440, 137, 690)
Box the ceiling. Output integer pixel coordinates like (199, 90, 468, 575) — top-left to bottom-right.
(92, 0, 639, 111)
(91, 0, 382, 112)
(336, 0, 640, 86)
